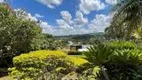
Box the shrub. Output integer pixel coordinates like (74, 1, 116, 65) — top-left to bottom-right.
(76, 63, 101, 80)
(84, 41, 113, 80)
(133, 66, 142, 80)
(0, 4, 45, 68)
(105, 49, 142, 80)
(9, 50, 75, 80)
(9, 50, 88, 80)
(84, 40, 142, 80)
(107, 40, 137, 50)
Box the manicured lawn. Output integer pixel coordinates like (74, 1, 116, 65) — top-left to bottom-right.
(68, 55, 85, 58)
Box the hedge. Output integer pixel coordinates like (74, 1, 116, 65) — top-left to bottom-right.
(9, 50, 88, 80)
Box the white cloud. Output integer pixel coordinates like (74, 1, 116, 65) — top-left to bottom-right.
(88, 14, 113, 32)
(56, 11, 88, 29)
(60, 11, 72, 24)
(35, 13, 44, 18)
(27, 13, 38, 21)
(14, 9, 114, 36)
(56, 19, 73, 29)
(54, 11, 113, 36)
(74, 11, 88, 27)
(39, 21, 55, 34)
(36, 0, 63, 9)
(79, 0, 105, 14)
(105, 0, 117, 5)
(53, 10, 90, 35)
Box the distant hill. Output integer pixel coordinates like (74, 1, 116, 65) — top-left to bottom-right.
(54, 32, 104, 38)
(54, 32, 105, 44)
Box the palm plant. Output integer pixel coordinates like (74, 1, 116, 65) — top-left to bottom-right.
(106, 0, 142, 39)
(84, 41, 112, 80)
(106, 49, 142, 80)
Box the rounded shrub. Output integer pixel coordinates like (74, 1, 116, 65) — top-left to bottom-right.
(9, 50, 73, 80)
(9, 50, 88, 80)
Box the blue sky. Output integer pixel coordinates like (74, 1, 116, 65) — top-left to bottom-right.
(8, 0, 116, 36)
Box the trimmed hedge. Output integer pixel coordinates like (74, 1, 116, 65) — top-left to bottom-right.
(9, 50, 88, 80)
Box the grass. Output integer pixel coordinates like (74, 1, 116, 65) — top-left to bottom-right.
(68, 55, 85, 58)
(69, 55, 83, 57)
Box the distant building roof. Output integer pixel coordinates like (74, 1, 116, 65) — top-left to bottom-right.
(78, 45, 92, 52)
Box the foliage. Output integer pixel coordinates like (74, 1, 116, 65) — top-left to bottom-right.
(105, 0, 142, 39)
(84, 41, 112, 80)
(9, 50, 89, 80)
(0, 5, 44, 68)
(133, 66, 142, 80)
(105, 49, 142, 80)
(84, 40, 142, 80)
(77, 64, 101, 80)
(106, 41, 142, 80)
(9, 50, 73, 80)
(84, 41, 112, 65)
(107, 40, 137, 50)
(0, 5, 59, 68)
(40, 36, 57, 50)
(41, 35, 68, 50)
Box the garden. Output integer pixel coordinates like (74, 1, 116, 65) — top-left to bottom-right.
(0, 0, 142, 80)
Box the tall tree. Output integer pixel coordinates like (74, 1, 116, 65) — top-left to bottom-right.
(106, 0, 142, 39)
(0, 4, 43, 67)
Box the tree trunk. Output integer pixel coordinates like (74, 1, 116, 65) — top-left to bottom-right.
(100, 66, 110, 80)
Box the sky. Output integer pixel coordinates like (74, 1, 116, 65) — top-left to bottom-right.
(7, 0, 116, 36)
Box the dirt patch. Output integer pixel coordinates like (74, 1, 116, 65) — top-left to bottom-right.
(0, 76, 11, 80)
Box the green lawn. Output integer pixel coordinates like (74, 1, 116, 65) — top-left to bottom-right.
(68, 55, 85, 58)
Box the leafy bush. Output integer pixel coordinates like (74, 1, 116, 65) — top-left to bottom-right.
(84, 41, 112, 80)
(76, 63, 101, 80)
(9, 50, 89, 80)
(133, 66, 142, 80)
(105, 49, 142, 80)
(84, 41, 112, 65)
(0, 4, 45, 68)
(9, 50, 73, 80)
(107, 40, 137, 50)
(105, 41, 142, 80)
(84, 40, 142, 80)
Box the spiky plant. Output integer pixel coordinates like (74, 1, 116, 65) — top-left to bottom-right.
(84, 41, 112, 80)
